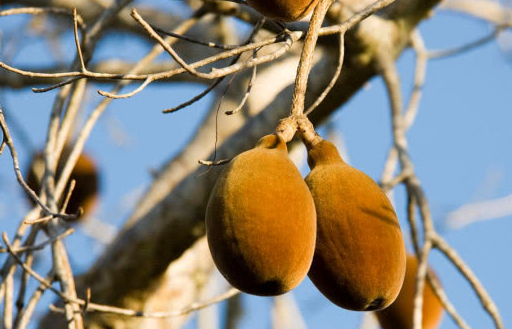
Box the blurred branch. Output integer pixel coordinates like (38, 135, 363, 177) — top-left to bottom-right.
(446, 192, 512, 229)
(428, 25, 508, 59)
(3, 231, 240, 319)
(441, 0, 512, 25)
(272, 293, 307, 329)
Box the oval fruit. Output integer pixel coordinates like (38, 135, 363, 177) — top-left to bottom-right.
(376, 253, 444, 329)
(206, 134, 316, 296)
(246, 0, 320, 22)
(26, 146, 99, 220)
(305, 140, 406, 311)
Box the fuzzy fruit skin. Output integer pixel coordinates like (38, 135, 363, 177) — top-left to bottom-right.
(246, 0, 320, 22)
(305, 140, 406, 311)
(206, 134, 316, 296)
(376, 254, 444, 329)
(26, 147, 99, 220)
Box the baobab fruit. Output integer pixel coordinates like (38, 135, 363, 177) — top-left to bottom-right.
(376, 253, 444, 329)
(246, 0, 320, 22)
(305, 140, 406, 311)
(26, 147, 99, 220)
(206, 134, 316, 296)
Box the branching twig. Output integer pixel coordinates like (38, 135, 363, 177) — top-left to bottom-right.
(377, 27, 504, 328)
(164, 18, 265, 114)
(0, 1, 400, 101)
(0, 104, 77, 221)
(3, 231, 241, 319)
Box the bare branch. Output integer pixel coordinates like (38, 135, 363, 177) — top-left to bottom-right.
(428, 25, 507, 60)
(15, 272, 54, 329)
(3, 231, 241, 319)
(0, 229, 74, 254)
(0, 104, 77, 221)
(441, 0, 512, 25)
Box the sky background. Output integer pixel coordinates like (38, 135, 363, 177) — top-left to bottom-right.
(0, 1, 511, 328)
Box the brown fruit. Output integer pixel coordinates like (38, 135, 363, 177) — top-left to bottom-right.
(26, 147, 99, 220)
(376, 253, 444, 329)
(305, 140, 406, 311)
(246, 0, 320, 22)
(205, 134, 316, 296)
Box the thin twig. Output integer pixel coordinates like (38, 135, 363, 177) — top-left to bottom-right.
(165, 18, 265, 114)
(98, 77, 152, 99)
(320, 0, 399, 36)
(0, 104, 77, 221)
(413, 239, 432, 329)
(0, 0, 398, 99)
(304, 32, 345, 116)
(426, 271, 473, 329)
(380, 168, 413, 191)
(428, 25, 506, 60)
(61, 180, 77, 215)
(14, 272, 54, 329)
(4, 268, 14, 329)
(57, 9, 207, 204)
(151, 24, 241, 50)
(377, 34, 503, 328)
(73, 8, 87, 72)
(164, 79, 223, 113)
(33, 77, 83, 93)
(0, 229, 74, 254)
(225, 53, 257, 115)
(376, 47, 431, 329)
(404, 29, 427, 127)
(131, 9, 216, 79)
(433, 234, 504, 329)
(14, 226, 39, 320)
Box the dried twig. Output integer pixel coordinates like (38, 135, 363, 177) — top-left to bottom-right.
(164, 18, 265, 114)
